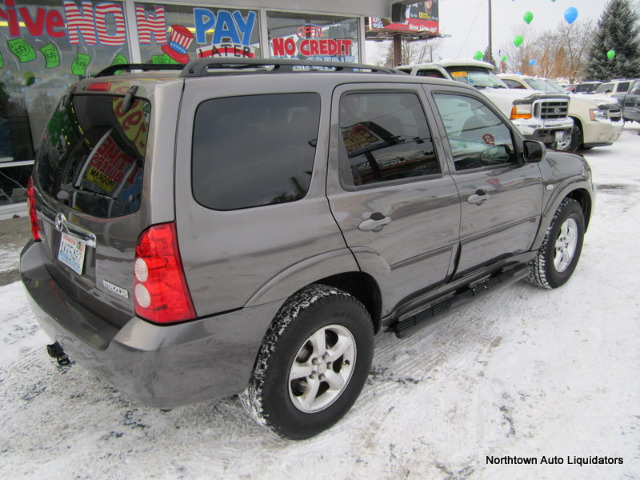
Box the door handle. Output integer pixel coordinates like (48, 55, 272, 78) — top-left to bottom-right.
(467, 189, 488, 205)
(358, 212, 392, 232)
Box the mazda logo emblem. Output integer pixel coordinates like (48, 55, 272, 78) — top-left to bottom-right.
(55, 213, 66, 232)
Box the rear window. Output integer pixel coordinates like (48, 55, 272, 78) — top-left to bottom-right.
(192, 93, 320, 210)
(36, 94, 149, 218)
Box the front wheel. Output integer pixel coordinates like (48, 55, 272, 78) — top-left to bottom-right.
(528, 198, 585, 289)
(555, 123, 582, 152)
(240, 285, 374, 440)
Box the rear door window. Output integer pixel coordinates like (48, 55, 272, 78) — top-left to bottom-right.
(36, 94, 149, 218)
(338, 91, 439, 187)
(595, 83, 614, 94)
(416, 69, 446, 79)
(192, 93, 320, 211)
(616, 81, 631, 93)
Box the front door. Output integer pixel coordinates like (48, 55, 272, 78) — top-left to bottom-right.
(430, 90, 543, 276)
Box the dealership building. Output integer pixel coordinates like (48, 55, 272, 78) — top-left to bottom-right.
(0, 0, 439, 209)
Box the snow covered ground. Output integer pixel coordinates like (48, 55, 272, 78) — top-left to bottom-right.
(1, 129, 639, 480)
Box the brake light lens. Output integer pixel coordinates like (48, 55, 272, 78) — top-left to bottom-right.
(86, 81, 111, 92)
(134, 223, 196, 324)
(26, 177, 41, 241)
(510, 104, 532, 120)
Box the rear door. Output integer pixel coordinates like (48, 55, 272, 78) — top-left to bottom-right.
(429, 87, 543, 276)
(326, 83, 461, 315)
(32, 88, 153, 325)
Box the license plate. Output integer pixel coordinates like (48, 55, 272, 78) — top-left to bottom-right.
(58, 233, 87, 275)
(555, 131, 565, 142)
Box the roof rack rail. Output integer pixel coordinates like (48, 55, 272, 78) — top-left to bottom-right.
(95, 63, 185, 77)
(179, 58, 397, 77)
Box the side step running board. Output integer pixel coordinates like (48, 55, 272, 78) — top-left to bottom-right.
(393, 266, 530, 338)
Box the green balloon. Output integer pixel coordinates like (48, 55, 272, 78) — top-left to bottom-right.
(513, 35, 524, 47)
(501, 55, 508, 62)
(607, 49, 616, 59)
(523, 11, 534, 24)
(474, 50, 483, 61)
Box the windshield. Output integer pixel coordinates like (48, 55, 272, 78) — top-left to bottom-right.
(543, 79, 568, 93)
(523, 77, 568, 93)
(445, 67, 508, 89)
(524, 78, 551, 91)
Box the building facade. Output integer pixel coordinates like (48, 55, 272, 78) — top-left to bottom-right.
(1, 0, 396, 171)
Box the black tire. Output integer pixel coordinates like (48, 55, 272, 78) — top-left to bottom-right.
(528, 198, 585, 289)
(555, 122, 582, 152)
(240, 284, 374, 440)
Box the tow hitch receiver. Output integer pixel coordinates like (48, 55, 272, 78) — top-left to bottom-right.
(46, 342, 70, 366)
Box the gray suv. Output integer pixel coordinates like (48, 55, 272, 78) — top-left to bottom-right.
(20, 58, 594, 440)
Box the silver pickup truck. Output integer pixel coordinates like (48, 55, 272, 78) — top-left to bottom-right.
(396, 59, 575, 150)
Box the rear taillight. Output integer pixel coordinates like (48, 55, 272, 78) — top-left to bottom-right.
(26, 177, 41, 241)
(133, 222, 196, 324)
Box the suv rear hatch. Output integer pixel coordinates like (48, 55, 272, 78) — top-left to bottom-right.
(29, 80, 157, 335)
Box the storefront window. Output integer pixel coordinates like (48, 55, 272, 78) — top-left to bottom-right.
(1, 0, 132, 163)
(0, 2, 363, 206)
(267, 11, 359, 63)
(135, 3, 261, 64)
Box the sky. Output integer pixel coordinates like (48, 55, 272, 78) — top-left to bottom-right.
(368, 0, 630, 63)
(437, 0, 610, 60)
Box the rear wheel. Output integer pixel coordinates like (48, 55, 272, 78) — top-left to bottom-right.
(528, 198, 585, 289)
(240, 285, 374, 440)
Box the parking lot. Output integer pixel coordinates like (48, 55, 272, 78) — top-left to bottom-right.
(1, 128, 639, 480)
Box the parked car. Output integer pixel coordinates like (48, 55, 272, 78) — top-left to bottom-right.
(571, 81, 602, 94)
(610, 79, 640, 123)
(21, 58, 594, 440)
(594, 79, 636, 96)
(396, 59, 575, 151)
(499, 74, 623, 151)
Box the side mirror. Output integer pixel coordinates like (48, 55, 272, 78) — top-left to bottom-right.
(523, 140, 546, 163)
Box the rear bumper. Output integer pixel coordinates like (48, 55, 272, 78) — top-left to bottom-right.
(20, 240, 278, 409)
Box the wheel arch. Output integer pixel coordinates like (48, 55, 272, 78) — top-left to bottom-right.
(532, 186, 593, 251)
(570, 116, 586, 150)
(245, 250, 382, 332)
(314, 271, 382, 333)
(565, 187, 593, 231)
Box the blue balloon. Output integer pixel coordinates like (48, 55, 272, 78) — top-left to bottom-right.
(529, 59, 536, 66)
(564, 7, 578, 24)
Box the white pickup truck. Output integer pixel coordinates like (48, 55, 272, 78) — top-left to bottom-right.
(396, 59, 575, 150)
(499, 73, 623, 151)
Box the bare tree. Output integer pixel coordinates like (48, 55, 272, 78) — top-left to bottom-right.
(554, 20, 595, 82)
(500, 21, 594, 82)
(381, 38, 442, 67)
